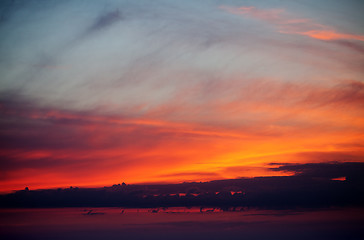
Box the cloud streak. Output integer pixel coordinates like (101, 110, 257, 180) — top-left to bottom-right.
(220, 6, 364, 42)
(1, 81, 363, 192)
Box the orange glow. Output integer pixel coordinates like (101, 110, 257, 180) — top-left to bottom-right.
(221, 5, 364, 42)
(0, 1, 363, 199)
(301, 30, 364, 41)
(1, 80, 363, 193)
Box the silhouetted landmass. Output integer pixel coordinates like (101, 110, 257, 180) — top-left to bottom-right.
(1, 162, 363, 209)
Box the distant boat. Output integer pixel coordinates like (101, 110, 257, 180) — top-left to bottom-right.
(82, 210, 105, 216)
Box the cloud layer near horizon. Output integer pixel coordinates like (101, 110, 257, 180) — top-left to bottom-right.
(0, 0, 363, 191)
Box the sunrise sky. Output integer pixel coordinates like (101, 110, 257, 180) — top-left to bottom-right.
(0, 0, 363, 193)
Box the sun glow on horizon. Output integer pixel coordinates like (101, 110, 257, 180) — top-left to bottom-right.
(0, 0, 363, 193)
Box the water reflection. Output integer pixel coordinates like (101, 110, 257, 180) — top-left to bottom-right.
(0, 207, 363, 240)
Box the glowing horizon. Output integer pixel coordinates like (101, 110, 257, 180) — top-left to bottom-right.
(0, 0, 363, 193)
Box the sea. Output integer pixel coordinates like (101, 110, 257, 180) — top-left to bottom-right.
(1, 207, 363, 240)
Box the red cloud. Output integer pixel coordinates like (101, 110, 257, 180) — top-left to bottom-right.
(1, 79, 363, 192)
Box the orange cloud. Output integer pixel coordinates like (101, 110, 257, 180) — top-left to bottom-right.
(1, 79, 363, 193)
(220, 6, 364, 42)
(300, 30, 364, 41)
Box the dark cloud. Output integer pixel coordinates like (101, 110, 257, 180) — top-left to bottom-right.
(1, 168, 364, 209)
(82, 9, 123, 38)
(270, 162, 364, 180)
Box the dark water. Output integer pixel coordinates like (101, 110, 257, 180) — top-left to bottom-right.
(1, 207, 363, 240)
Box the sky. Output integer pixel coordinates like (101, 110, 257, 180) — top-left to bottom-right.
(0, 0, 363, 193)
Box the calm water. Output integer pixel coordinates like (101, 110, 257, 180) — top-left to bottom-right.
(1, 207, 363, 240)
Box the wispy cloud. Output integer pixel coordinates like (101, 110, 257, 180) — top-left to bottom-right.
(0, 1, 363, 192)
(220, 6, 364, 42)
